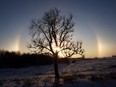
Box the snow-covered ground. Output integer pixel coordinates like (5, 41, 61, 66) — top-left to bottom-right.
(0, 58, 116, 87)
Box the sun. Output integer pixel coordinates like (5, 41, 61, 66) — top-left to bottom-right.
(54, 47, 61, 52)
(58, 51, 64, 58)
(53, 47, 64, 58)
(52, 43, 64, 58)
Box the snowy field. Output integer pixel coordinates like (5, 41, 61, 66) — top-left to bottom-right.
(0, 58, 116, 87)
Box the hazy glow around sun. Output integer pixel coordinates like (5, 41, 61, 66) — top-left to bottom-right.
(8, 35, 20, 52)
(97, 36, 106, 57)
(97, 39, 102, 57)
(15, 41, 19, 51)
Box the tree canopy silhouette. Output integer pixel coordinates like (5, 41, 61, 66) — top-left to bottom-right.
(28, 8, 84, 79)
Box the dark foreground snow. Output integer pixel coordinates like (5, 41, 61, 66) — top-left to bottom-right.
(0, 58, 116, 87)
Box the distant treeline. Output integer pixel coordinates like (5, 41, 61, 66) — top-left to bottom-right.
(0, 50, 54, 68)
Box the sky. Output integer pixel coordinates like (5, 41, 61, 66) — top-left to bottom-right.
(0, 0, 116, 58)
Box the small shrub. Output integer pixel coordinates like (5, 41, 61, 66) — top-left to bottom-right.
(63, 76, 77, 83)
(77, 74, 85, 79)
(0, 81, 4, 86)
(22, 79, 34, 87)
(109, 65, 116, 68)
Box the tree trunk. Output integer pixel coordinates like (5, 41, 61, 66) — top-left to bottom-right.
(54, 52, 59, 79)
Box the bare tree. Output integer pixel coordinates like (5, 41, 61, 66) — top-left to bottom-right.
(28, 8, 84, 79)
